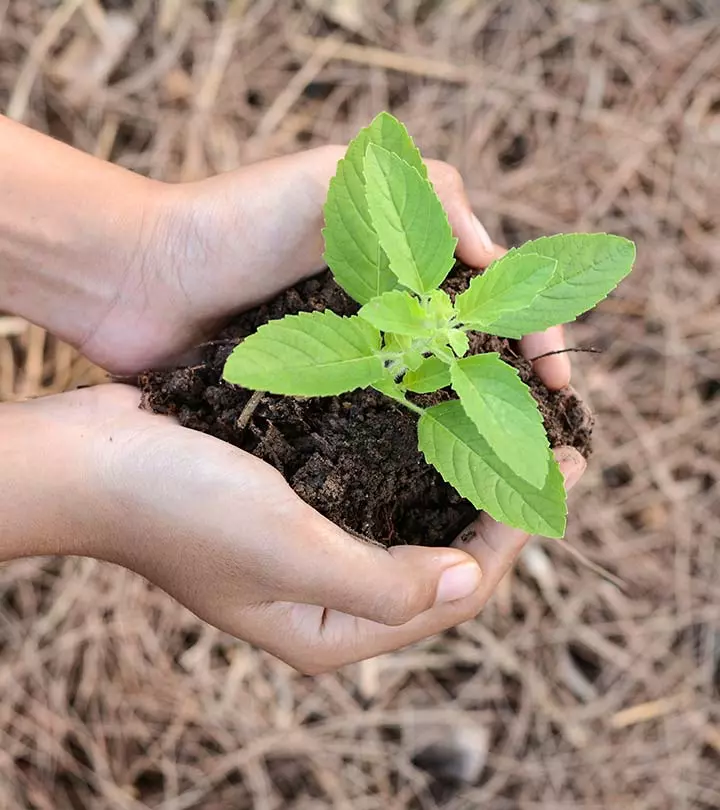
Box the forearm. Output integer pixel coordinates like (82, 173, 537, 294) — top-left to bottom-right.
(0, 116, 164, 355)
(0, 399, 95, 563)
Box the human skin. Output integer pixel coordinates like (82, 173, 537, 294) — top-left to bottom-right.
(0, 116, 582, 672)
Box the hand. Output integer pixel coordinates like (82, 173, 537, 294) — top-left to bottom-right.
(81, 146, 571, 388)
(2, 385, 585, 673)
(1, 118, 570, 387)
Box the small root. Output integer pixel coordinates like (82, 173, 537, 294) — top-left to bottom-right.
(530, 347, 602, 362)
(236, 390, 265, 431)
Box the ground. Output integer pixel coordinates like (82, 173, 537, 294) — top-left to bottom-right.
(0, 1, 718, 808)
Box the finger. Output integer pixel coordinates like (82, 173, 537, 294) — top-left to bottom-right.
(232, 589, 488, 675)
(265, 504, 483, 627)
(520, 326, 571, 390)
(100, 404, 482, 637)
(425, 160, 496, 269)
(235, 447, 587, 674)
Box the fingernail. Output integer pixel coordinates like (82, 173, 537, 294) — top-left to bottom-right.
(471, 214, 495, 253)
(435, 562, 482, 604)
(556, 449, 587, 492)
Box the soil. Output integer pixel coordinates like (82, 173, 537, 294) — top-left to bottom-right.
(139, 264, 593, 547)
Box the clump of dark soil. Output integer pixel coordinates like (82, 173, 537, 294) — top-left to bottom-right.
(140, 264, 593, 547)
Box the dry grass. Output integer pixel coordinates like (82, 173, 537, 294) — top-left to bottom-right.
(1, 1, 719, 807)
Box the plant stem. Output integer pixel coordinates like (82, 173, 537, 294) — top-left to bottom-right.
(397, 397, 425, 416)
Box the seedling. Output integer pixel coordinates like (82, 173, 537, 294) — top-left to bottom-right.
(223, 113, 635, 537)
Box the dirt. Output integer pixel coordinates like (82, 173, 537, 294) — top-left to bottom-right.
(139, 264, 593, 547)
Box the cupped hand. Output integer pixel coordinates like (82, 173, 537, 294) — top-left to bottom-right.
(17, 384, 584, 673)
(88, 146, 570, 389)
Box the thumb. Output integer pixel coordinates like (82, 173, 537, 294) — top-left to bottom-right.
(270, 509, 482, 627)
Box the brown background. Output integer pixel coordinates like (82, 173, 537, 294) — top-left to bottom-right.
(1, 1, 719, 808)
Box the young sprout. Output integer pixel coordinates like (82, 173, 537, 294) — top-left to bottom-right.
(223, 113, 635, 537)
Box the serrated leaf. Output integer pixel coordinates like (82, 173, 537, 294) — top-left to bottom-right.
(323, 159, 398, 305)
(347, 111, 427, 177)
(454, 252, 557, 327)
(481, 233, 636, 337)
(384, 333, 424, 370)
(404, 351, 425, 371)
(429, 339, 455, 364)
(364, 144, 457, 294)
(404, 356, 451, 393)
(418, 401, 566, 537)
(359, 290, 428, 336)
(223, 311, 384, 396)
(447, 329, 469, 357)
(373, 377, 410, 405)
(425, 289, 454, 322)
(450, 354, 550, 487)
(322, 112, 428, 304)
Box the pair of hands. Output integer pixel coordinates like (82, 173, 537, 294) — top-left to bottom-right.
(3, 144, 584, 673)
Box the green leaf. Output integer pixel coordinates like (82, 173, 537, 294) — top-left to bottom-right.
(447, 329, 469, 357)
(404, 356, 451, 393)
(223, 311, 384, 396)
(384, 333, 424, 371)
(359, 290, 428, 336)
(348, 112, 427, 178)
(322, 112, 428, 304)
(480, 233, 636, 338)
(425, 289, 454, 323)
(323, 158, 398, 305)
(429, 338, 455, 365)
(364, 144, 457, 295)
(454, 252, 557, 327)
(373, 377, 411, 405)
(450, 354, 550, 488)
(418, 401, 566, 537)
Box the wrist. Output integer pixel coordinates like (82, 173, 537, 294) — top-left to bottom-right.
(156, 146, 345, 320)
(68, 176, 188, 373)
(0, 117, 181, 373)
(0, 396, 105, 563)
